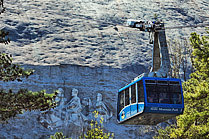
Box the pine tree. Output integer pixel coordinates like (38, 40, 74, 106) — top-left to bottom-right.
(0, 0, 57, 122)
(155, 30, 209, 138)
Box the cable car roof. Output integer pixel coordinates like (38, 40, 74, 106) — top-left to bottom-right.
(119, 77, 182, 92)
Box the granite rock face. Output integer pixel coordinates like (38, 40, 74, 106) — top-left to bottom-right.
(1, 0, 209, 138)
(0, 64, 153, 139)
(1, 0, 208, 68)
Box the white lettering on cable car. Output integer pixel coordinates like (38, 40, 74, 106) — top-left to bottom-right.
(172, 108, 179, 112)
(126, 111, 131, 117)
(150, 107, 158, 111)
(159, 108, 172, 111)
(151, 107, 180, 112)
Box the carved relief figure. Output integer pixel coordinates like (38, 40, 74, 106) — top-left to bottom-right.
(38, 111, 54, 130)
(64, 88, 87, 138)
(81, 98, 92, 117)
(39, 88, 67, 129)
(95, 93, 112, 123)
(49, 88, 67, 127)
(56, 88, 67, 108)
(38, 87, 113, 138)
(65, 88, 82, 125)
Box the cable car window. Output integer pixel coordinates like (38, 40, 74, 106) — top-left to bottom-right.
(137, 81, 144, 102)
(169, 83, 182, 104)
(172, 93, 182, 104)
(170, 81, 180, 85)
(157, 85, 168, 93)
(146, 84, 158, 103)
(157, 84, 170, 103)
(125, 88, 130, 106)
(119, 91, 125, 112)
(159, 92, 170, 103)
(170, 84, 181, 93)
(154, 81, 183, 104)
(145, 80, 156, 84)
(157, 80, 168, 84)
(131, 84, 136, 103)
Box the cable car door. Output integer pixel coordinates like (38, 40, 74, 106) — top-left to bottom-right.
(118, 88, 130, 121)
(130, 84, 137, 116)
(137, 81, 145, 113)
(123, 88, 131, 120)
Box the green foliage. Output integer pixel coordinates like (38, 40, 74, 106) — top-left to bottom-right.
(82, 120, 113, 139)
(50, 132, 71, 139)
(0, 53, 34, 82)
(0, 0, 57, 122)
(190, 31, 209, 80)
(153, 13, 159, 21)
(0, 1, 31, 83)
(80, 111, 114, 139)
(0, 89, 57, 122)
(0, 30, 10, 44)
(51, 111, 114, 139)
(0, 1, 8, 43)
(155, 30, 209, 139)
(0, 0, 5, 14)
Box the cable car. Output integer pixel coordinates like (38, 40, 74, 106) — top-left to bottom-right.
(116, 20, 187, 125)
(117, 76, 184, 125)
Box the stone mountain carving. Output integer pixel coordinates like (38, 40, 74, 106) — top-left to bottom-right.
(38, 88, 113, 138)
(81, 97, 94, 120)
(39, 88, 66, 130)
(65, 88, 88, 125)
(49, 88, 67, 128)
(64, 88, 87, 138)
(96, 93, 113, 123)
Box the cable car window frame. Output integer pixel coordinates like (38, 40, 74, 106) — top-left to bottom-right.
(157, 84, 170, 104)
(125, 88, 130, 106)
(145, 80, 158, 103)
(144, 79, 183, 104)
(118, 90, 125, 113)
(131, 84, 136, 104)
(137, 80, 144, 103)
(169, 81, 182, 104)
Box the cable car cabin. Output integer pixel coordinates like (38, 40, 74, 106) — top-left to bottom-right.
(117, 77, 184, 125)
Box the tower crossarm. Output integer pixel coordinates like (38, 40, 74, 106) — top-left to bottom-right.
(126, 20, 171, 78)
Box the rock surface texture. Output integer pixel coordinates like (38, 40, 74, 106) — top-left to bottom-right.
(0, 0, 209, 138)
(0, 65, 147, 138)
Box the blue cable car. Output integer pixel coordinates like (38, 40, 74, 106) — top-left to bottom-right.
(117, 76, 184, 125)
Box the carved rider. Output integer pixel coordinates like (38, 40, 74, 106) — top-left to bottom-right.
(95, 93, 112, 122)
